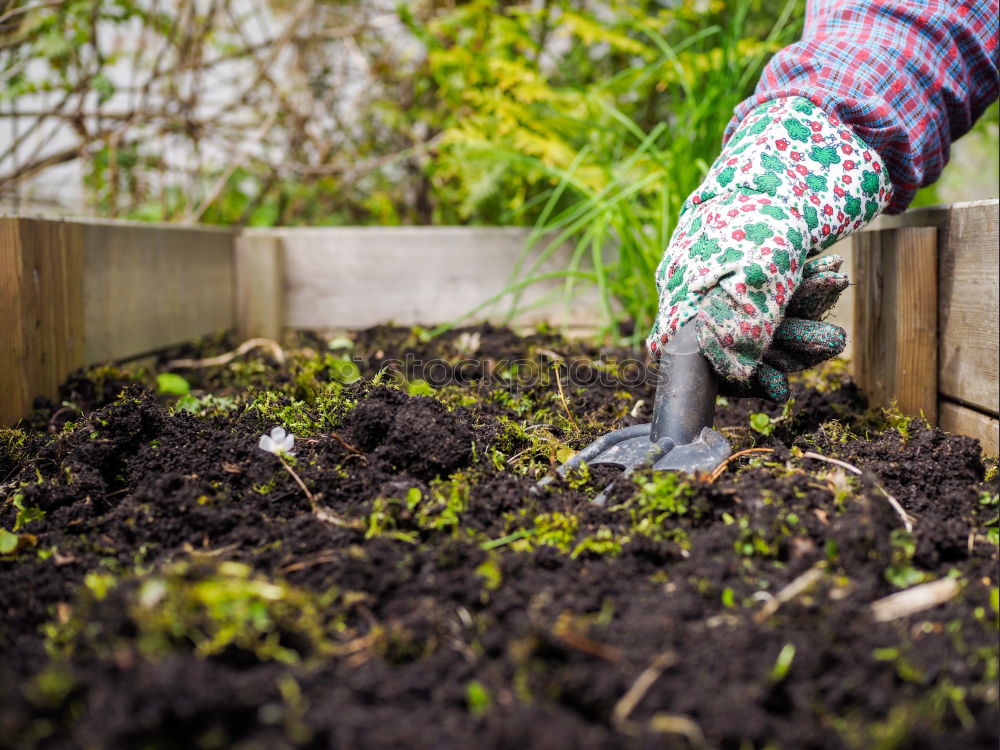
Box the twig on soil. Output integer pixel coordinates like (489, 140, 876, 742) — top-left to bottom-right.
(165, 338, 286, 369)
(754, 563, 826, 623)
(553, 613, 622, 662)
(47, 404, 80, 434)
(328, 432, 367, 460)
(612, 651, 677, 728)
(801, 451, 914, 532)
(708, 448, 775, 483)
(279, 553, 340, 575)
(276, 455, 357, 528)
(181, 541, 241, 558)
(646, 714, 710, 749)
(551, 365, 579, 430)
(553, 629, 622, 662)
(506, 448, 533, 466)
(870, 577, 962, 622)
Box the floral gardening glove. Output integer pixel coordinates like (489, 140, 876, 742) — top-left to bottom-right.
(647, 97, 892, 401)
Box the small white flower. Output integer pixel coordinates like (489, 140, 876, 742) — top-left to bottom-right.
(259, 426, 295, 456)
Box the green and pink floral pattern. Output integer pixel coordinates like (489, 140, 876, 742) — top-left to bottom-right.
(648, 97, 892, 401)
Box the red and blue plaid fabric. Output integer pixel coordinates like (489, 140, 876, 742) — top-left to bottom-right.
(726, 0, 999, 213)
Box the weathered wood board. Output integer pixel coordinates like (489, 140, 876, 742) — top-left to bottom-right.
(939, 400, 999, 455)
(0, 218, 84, 426)
(852, 227, 939, 423)
(80, 220, 236, 362)
(262, 227, 600, 331)
(872, 200, 999, 416)
(235, 232, 284, 341)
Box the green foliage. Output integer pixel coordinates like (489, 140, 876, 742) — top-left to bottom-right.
(750, 412, 776, 436)
(770, 643, 796, 682)
(155, 373, 190, 397)
(0, 529, 19, 554)
(242, 379, 355, 438)
(12, 493, 45, 531)
(364, 479, 473, 544)
(466, 680, 492, 715)
(424, 0, 803, 341)
(886, 530, 929, 588)
(173, 393, 238, 418)
(408, 380, 436, 397)
(54, 562, 335, 665)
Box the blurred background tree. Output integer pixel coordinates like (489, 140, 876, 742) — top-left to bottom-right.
(0, 0, 803, 225)
(2, 0, 994, 228)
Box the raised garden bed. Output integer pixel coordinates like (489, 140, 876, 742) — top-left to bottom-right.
(1, 325, 997, 749)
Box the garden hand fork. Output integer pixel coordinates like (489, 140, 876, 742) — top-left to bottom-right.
(546, 321, 731, 505)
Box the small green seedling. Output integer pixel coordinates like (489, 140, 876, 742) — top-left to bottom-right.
(328, 357, 361, 385)
(155, 373, 190, 396)
(770, 643, 796, 682)
(0, 529, 19, 554)
(750, 412, 775, 435)
(466, 681, 492, 715)
(13, 494, 45, 530)
(408, 380, 435, 397)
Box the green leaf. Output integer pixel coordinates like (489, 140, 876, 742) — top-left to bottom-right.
(466, 680, 492, 715)
(328, 358, 361, 384)
(156, 373, 190, 396)
(749, 412, 774, 435)
(175, 394, 201, 413)
(770, 643, 796, 682)
(13, 494, 45, 531)
(327, 337, 354, 351)
(0, 529, 19, 554)
(408, 380, 435, 397)
(91, 73, 115, 105)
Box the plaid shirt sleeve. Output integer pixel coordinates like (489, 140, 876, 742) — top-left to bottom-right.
(726, 0, 1000, 213)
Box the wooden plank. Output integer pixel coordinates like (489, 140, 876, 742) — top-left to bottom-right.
(939, 400, 999, 455)
(272, 227, 600, 331)
(852, 227, 938, 423)
(0, 219, 22, 424)
(235, 233, 285, 341)
(871, 200, 999, 414)
(81, 221, 236, 362)
(0, 218, 84, 426)
(936, 203, 998, 414)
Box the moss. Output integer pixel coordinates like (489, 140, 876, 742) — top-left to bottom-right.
(50, 561, 338, 666)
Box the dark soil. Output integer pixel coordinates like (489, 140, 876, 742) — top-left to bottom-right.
(0, 325, 997, 750)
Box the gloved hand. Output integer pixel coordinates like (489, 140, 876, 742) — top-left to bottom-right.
(648, 97, 892, 401)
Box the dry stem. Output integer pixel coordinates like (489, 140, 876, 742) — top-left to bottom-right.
(612, 651, 677, 728)
(329, 432, 366, 458)
(552, 365, 579, 430)
(165, 338, 285, 369)
(753, 563, 825, 623)
(870, 577, 961, 622)
(277, 454, 355, 528)
(708, 447, 775, 483)
(646, 714, 710, 749)
(801, 451, 914, 532)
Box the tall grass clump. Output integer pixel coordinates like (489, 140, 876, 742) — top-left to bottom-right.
(417, 0, 803, 345)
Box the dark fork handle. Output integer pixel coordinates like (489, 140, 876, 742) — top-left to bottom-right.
(650, 321, 719, 445)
